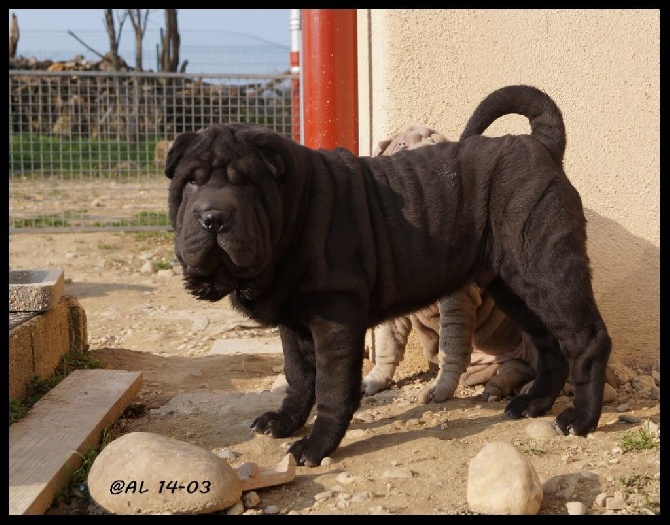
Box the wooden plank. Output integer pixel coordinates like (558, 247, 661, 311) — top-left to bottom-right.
(9, 369, 143, 515)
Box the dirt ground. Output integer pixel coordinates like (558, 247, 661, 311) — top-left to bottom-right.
(9, 231, 660, 515)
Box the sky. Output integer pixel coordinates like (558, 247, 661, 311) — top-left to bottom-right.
(8, 9, 294, 74)
(8, 9, 292, 47)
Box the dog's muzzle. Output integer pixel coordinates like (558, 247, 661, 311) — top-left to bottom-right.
(198, 210, 227, 233)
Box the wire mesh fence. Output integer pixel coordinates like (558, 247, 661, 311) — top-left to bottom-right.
(9, 70, 299, 232)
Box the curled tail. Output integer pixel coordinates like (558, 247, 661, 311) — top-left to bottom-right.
(459, 85, 566, 165)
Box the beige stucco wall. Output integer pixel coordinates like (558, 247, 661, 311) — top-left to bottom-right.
(357, 9, 659, 370)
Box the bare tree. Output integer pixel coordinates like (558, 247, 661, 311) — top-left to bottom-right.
(160, 9, 181, 72)
(103, 9, 128, 71)
(127, 9, 157, 72)
(9, 12, 19, 60)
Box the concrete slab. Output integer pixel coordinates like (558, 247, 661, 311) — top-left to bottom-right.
(9, 268, 64, 312)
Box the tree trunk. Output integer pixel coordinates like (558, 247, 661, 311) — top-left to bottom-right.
(9, 13, 19, 60)
(104, 9, 121, 71)
(160, 9, 180, 73)
(128, 9, 150, 72)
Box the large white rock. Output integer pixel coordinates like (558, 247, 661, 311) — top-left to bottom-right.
(88, 431, 242, 515)
(467, 441, 543, 515)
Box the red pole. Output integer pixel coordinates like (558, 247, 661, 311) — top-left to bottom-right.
(289, 9, 301, 143)
(301, 9, 358, 154)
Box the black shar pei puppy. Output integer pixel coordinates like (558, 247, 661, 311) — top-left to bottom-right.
(165, 85, 612, 466)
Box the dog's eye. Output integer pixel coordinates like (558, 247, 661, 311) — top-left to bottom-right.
(227, 165, 248, 186)
(187, 167, 207, 185)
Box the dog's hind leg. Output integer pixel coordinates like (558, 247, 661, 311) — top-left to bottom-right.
(485, 277, 569, 419)
(489, 258, 612, 436)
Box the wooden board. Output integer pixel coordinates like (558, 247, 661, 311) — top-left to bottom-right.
(9, 369, 143, 515)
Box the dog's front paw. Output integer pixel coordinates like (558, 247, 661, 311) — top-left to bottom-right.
(361, 363, 395, 396)
(251, 411, 301, 438)
(481, 383, 503, 402)
(504, 394, 555, 419)
(555, 407, 599, 436)
(417, 371, 459, 403)
(417, 379, 457, 404)
(287, 437, 327, 467)
(361, 376, 391, 397)
(286, 415, 350, 467)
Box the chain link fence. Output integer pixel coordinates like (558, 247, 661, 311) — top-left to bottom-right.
(9, 70, 299, 232)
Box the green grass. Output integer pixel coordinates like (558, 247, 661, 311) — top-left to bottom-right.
(619, 427, 659, 452)
(520, 445, 547, 456)
(54, 426, 114, 507)
(154, 259, 173, 270)
(132, 230, 174, 242)
(91, 210, 170, 229)
(12, 215, 71, 229)
(9, 349, 104, 425)
(10, 133, 159, 176)
(136, 210, 170, 226)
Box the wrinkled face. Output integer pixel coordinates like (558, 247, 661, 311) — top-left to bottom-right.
(165, 124, 287, 302)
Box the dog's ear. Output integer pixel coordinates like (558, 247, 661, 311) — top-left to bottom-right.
(165, 131, 199, 179)
(239, 126, 288, 177)
(374, 137, 395, 156)
(257, 147, 286, 177)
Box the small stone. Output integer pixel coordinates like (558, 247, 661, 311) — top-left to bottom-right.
(226, 500, 244, 515)
(320, 456, 333, 466)
(140, 261, 154, 274)
(243, 491, 260, 508)
(353, 410, 374, 423)
(618, 414, 642, 424)
(608, 362, 638, 385)
(351, 491, 372, 502)
(566, 501, 586, 515)
(602, 383, 617, 403)
(467, 441, 543, 515)
(605, 495, 627, 510)
(272, 373, 288, 394)
(314, 491, 333, 501)
(595, 493, 608, 507)
(644, 420, 659, 436)
(263, 505, 280, 514)
(191, 313, 209, 332)
(525, 419, 560, 439)
(632, 375, 656, 394)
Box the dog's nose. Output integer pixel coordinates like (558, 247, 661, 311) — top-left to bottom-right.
(392, 140, 408, 154)
(198, 210, 225, 233)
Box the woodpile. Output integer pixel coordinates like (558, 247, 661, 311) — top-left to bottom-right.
(9, 55, 293, 140)
(8, 52, 130, 72)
